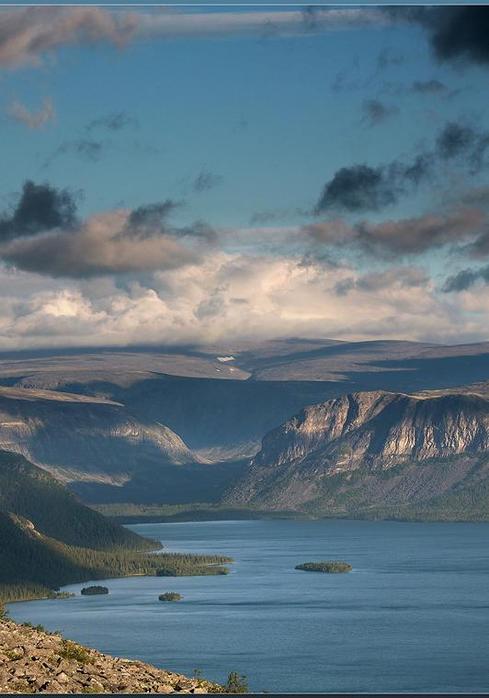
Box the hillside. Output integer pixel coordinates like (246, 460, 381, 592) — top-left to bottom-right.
(0, 386, 197, 485)
(224, 389, 489, 518)
(0, 450, 148, 550)
(0, 450, 232, 602)
(0, 618, 222, 694)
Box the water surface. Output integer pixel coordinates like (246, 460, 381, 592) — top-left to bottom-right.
(9, 519, 489, 693)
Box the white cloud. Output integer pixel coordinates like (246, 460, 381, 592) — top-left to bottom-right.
(0, 252, 487, 350)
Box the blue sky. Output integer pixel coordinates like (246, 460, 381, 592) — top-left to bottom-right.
(0, 4, 489, 349)
(2, 10, 487, 226)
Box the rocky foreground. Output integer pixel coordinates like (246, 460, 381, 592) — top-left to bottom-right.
(0, 619, 222, 694)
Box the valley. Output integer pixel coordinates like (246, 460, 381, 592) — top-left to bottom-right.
(0, 339, 488, 521)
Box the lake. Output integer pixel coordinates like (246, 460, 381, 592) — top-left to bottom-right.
(8, 519, 489, 693)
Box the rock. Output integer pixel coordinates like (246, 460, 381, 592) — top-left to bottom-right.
(0, 619, 223, 694)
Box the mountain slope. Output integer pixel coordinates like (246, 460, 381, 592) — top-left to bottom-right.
(0, 450, 150, 550)
(224, 389, 489, 517)
(0, 450, 233, 602)
(0, 386, 196, 484)
(0, 450, 158, 599)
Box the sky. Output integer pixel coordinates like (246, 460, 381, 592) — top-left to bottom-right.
(1, 3, 489, 350)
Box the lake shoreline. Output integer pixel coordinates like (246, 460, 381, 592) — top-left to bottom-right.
(8, 518, 489, 693)
(92, 503, 489, 526)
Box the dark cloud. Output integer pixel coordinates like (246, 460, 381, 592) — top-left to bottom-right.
(125, 199, 216, 241)
(126, 200, 180, 232)
(44, 139, 105, 168)
(354, 208, 484, 255)
(429, 7, 489, 66)
(464, 228, 489, 258)
(316, 121, 489, 214)
(193, 169, 223, 193)
(315, 165, 399, 213)
(315, 156, 433, 214)
(389, 6, 489, 68)
(86, 112, 138, 133)
(410, 79, 448, 95)
(306, 207, 486, 257)
(0, 181, 77, 241)
(443, 265, 489, 292)
(0, 181, 212, 278)
(361, 98, 399, 127)
(176, 220, 217, 242)
(435, 122, 489, 171)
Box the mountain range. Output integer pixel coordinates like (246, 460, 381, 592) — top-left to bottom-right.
(0, 338, 488, 519)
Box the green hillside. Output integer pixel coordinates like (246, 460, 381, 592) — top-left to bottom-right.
(0, 450, 151, 550)
(0, 451, 232, 602)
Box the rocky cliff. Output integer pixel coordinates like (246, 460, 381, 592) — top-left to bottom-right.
(0, 387, 196, 485)
(0, 619, 221, 694)
(224, 389, 489, 516)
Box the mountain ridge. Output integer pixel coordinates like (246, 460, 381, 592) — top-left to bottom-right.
(224, 388, 489, 516)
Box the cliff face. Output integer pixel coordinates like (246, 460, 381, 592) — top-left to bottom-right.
(0, 619, 221, 694)
(253, 391, 489, 471)
(224, 390, 489, 513)
(0, 387, 196, 485)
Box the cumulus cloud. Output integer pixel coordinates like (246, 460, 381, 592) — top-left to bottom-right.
(0, 250, 487, 350)
(1, 212, 199, 278)
(6, 96, 55, 129)
(0, 181, 213, 277)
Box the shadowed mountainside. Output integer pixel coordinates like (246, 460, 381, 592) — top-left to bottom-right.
(0, 451, 151, 551)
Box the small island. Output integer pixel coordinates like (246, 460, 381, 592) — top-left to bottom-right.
(158, 592, 182, 602)
(80, 586, 109, 596)
(295, 561, 352, 574)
